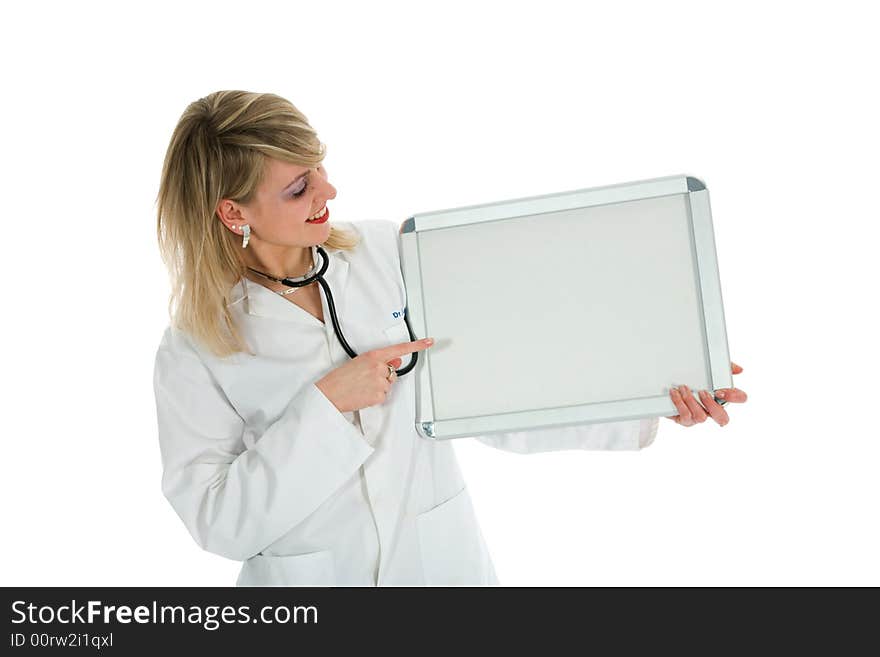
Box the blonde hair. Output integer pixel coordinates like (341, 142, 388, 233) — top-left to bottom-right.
(155, 90, 359, 358)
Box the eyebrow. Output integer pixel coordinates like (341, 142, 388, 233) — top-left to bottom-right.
(282, 171, 310, 191)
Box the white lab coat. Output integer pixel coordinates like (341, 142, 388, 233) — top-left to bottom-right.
(153, 219, 659, 586)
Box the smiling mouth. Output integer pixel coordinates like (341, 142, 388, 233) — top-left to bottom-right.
(306, 206, 328, 223)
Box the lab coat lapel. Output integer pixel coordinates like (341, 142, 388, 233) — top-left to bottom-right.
(234, 245, 348, 328)
(237, 281, 319, 325)
(317, 247, 413, 583)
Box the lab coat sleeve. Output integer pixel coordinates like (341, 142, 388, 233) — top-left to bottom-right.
(153, 332, 374, 562)
(473, 417, 660, 453)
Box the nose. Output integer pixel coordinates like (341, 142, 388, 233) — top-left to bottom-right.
(316, 166, 337, 201)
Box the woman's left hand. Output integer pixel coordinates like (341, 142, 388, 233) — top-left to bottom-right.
(665, 361, 748, 427)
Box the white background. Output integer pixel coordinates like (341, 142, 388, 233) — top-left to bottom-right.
(2, 0, 877, 586)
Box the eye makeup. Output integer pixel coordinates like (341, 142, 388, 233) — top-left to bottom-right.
(284, 165, 325, 199)
(289, 179, 309, 198)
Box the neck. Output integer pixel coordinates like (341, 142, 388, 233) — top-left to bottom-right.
(243, 243, 314, 280)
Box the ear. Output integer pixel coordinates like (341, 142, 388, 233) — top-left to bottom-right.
(216, 199, 245, 231)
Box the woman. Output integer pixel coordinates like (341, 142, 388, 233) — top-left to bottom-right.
(153, 90, 747, 586)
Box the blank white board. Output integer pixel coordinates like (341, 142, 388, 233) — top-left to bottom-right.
(399, 174, 732, 440)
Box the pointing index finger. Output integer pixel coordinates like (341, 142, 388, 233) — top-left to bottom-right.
(374, 338, 434, 360)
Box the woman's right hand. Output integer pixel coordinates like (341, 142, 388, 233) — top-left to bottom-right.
(315, 338, 435, 413)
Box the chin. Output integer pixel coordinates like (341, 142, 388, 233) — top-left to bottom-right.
(303, 222, 331, 244)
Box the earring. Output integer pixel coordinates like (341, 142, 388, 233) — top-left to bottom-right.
(240, 224, 250, 249)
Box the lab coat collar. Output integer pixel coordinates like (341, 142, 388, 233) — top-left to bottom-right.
(227, 244, 350, 325)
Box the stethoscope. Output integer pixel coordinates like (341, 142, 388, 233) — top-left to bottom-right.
(247, 245, 420, 376)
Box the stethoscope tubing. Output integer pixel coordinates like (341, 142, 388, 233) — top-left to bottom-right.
(274, 246, 419, 377)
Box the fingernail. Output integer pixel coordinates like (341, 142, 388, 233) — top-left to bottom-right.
(424, 338, 434, 345)
(715, 390, 726, 398)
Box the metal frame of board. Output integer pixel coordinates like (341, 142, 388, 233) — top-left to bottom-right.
(399, 174, 732, 440)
